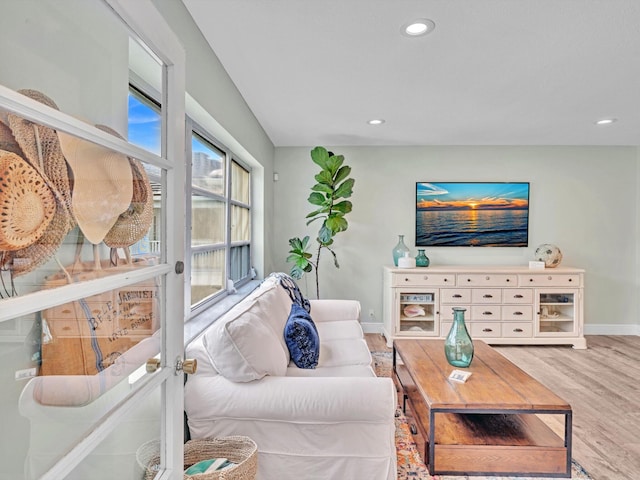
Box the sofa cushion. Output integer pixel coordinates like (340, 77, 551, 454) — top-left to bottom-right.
(286, 364, 375, 377)
(284, 303, 320, 369)
(203, 277, 292, 382)
(315, 320, 363, 341)
(318, 338, 372, 368)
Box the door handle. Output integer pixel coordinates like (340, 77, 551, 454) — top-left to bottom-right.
(176, 357, 198, 375)
(146, 358, 161, 373)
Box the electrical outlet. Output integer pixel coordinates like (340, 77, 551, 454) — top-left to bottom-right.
(368, 309, 375, 319)
(15, 368, 36, 381)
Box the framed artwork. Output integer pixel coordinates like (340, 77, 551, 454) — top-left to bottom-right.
(416, 182, 530, 247)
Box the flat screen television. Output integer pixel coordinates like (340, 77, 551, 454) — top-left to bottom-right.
(416, 182, 530, 247)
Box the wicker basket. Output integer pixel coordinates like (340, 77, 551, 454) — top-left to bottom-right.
(140, 436, 258, 480)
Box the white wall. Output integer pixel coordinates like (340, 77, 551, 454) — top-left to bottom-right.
(274, 146, 639, 334)
(152, 0, 276, 276)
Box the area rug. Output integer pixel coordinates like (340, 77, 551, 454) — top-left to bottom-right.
(372, 352, 593, 480)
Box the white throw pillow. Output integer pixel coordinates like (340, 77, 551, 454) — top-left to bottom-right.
(203, 279, 290, 382)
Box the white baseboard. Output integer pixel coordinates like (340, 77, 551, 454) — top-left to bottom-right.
(361, 322, 639, 336)
(584, 324, 640, 335)
(360, 322, 385, 334)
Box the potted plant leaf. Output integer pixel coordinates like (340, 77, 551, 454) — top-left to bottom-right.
(286, 146, 355, 299)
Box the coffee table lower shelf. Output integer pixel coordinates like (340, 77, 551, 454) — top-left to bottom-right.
(397, 365, 572, 477)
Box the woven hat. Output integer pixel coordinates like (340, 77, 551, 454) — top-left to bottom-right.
(96, 125, 154, 249)
(6, 90, 74, 220)
(0, 121, 24, 157)
(2, 89, 76, 276)
(0, 149, 55, 250)
(57, 127, 133, 245)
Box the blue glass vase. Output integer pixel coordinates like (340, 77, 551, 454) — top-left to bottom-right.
(415, 249, 430, 267)
(392, 235, 410, 267)
(444, 307, 474, 368)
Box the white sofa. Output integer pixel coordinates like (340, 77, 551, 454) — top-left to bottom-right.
(184, 275, 397, 480)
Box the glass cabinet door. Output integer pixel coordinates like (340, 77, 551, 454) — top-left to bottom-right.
(396, 290, 439, 336)
(535, 289, 579, 336)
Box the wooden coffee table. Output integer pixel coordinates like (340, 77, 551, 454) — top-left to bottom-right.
(393, 339, 572, 477)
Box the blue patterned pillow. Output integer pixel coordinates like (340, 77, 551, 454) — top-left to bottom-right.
(284, 303, 319, 369)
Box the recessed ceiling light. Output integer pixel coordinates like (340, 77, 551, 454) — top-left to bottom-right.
(367, 119, 385, 125)
(595, 118, 617, 125)
(401, 18, 435, 37)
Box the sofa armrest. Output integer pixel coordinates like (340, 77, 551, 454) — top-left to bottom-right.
(309, 299, 361, 323)
(185, 375, 396, 424)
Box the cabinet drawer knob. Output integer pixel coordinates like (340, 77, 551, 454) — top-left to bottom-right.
(529, 278, 534, 282)
(513, 328, 524, 333)
(404, 278, 409, 282)
(514, 294, 523, 298)
(467, 278, 471, 282)
(482, 328, 493, 332)
(424, 276, 429, 280)
(485, 276, 490, 280)
(569, 278, 573, 282)
(483, 294, 493, 298)
(444, 278, 448, 282)
(453, 294, 462, 298)
(548, 276, 552, 280)
(513, 311, 523, 316)
(483, 311, 493, 315)
(506, 278, 511, 282)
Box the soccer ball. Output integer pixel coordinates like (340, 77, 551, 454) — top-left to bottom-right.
(534, 244, 563, 268)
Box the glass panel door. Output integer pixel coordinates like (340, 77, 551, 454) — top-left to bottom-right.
(0, 1, 186, 479)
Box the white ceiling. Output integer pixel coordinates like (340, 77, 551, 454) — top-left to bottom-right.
(182, 0, 640, 147)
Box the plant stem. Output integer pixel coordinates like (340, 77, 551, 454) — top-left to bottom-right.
(315, 242, 322, 299)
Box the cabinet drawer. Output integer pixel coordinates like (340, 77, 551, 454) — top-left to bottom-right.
(392, 273, 455, 287)
(440, 305, 471, 321)
(501, 322, 533, 338)
(457, 273, 517, 287)
(518, 274, 581, 287)
(502, 305, 533, 321)
(471, 288, 502, 303)
(503, 288, 533, 304)
(470, 305, 501, 321)
(440, 289, 471, 303)
(470, 322, 501, 337)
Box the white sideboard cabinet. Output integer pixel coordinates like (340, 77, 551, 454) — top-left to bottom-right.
(383, 265, 586, 349)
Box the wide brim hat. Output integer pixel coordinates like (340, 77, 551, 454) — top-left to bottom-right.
(97, 125, 154, 249)
(57, 127, 133, 245)
(0, 149, 56, 251)
(2, 89, 76, 276)
(6, 90, 74, 220)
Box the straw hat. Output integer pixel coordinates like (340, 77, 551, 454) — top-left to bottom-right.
(0, 149, 56, 250)
(0, 121, 25, 157)
(6, 90, 74, 221)
(1, 89, 76, 276)
(96, 126, 154, 249)
(57, 128, 133, 245)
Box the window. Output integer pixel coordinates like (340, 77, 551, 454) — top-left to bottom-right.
(128, 86, 252, 313)
(230, 161, 251, 281)
(127, 87, 162, 256)
(189, 131, 252, 309)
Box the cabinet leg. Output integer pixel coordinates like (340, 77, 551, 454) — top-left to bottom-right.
(572, 337, 588, 349)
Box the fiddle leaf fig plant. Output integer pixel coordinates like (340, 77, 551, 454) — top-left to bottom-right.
(286, 146, 355, 299)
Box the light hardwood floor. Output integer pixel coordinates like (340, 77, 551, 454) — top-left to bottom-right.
(365, 334, 640, 480)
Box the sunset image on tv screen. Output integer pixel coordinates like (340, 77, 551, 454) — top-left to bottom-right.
(416, 182, 529, 247)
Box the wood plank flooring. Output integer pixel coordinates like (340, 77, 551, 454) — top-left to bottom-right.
(365, 334, 640, 480)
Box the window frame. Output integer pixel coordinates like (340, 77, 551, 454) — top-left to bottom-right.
(128, 83, 253, 319)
